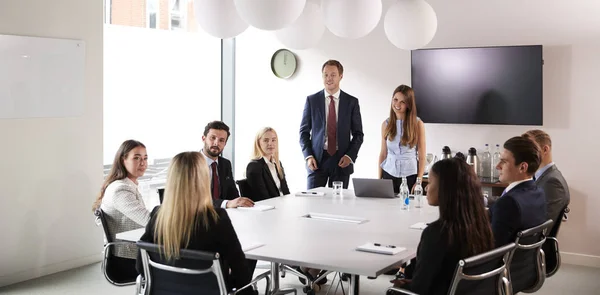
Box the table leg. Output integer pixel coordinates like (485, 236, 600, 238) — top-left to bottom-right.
(268, 262, 297, 295)
(348, 275, 360, 295)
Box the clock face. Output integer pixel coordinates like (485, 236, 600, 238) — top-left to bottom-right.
(271, 49, 297, 79)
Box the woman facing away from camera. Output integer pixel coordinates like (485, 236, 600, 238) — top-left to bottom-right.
(389, 158, 494, 295)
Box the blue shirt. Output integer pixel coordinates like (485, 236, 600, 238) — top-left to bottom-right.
(380, 118, 419, 178)
(535, 162, 554, 181)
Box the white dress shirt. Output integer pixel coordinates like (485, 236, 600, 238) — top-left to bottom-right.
(324, 89, 340, 151)
(264, 156, 283, 196)
(202, 150, 228, 209)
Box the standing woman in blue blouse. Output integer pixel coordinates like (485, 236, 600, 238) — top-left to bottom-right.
(378, 85, 427, 193)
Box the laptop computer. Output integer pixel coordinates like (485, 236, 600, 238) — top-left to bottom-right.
(352, 178, 397, 198)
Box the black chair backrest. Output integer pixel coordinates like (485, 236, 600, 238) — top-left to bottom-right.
(509, 219, 553, 293)
(236, 179, 253, 199)
(549, 205, 568, 238)
(543, 205, 569, 277)
(95, 209, 114, 243)
(448, 243, 516, 295)
(136, 241, 227, 295)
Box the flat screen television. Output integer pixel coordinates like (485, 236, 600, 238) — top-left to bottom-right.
(411, 45, 543, 125)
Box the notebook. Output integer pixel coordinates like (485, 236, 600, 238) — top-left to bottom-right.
(295, 191, 325, 197)
(410, 222, 429, 230)
(241, 241, 265, 252)
(356, 243, 406, 255)
(237, 204, 275, 212)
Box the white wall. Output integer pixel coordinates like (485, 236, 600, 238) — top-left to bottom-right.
(0, 0, 104, 287)
(103, 25, 221, 164)
(235, 0, 600, 265)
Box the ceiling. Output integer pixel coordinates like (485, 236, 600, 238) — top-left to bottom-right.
(308, 0, 600, 47)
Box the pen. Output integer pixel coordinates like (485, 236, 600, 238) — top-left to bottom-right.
(374, 243, 396, 248)
(301, 192, 318, 194)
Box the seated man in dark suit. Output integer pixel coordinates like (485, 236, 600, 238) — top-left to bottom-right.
(200, 121, 254, 209)
(200, 121, 257, 277)
(523, 130, 570, 225)
(490, 136, 547, 247)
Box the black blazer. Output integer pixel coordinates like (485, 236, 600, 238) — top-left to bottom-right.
(213, 156, 240, 208)
(299, 89, 364, 175)
(490, 180, 547, 247)
(245, 158, 290, 201)
(404, 220, 463, 295)
(136, 207, 252, 294)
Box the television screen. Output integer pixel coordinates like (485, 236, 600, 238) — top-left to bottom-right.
(411, 45, 543, 125)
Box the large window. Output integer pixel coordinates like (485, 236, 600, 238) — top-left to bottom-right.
(169, 0, 187, 30)
(147, 0, 159, 29)
(104, 0, 221, 207)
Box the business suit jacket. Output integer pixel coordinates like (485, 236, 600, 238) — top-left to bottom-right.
(299, 89, 364, 174)
(403, 220, 468, 295)
(490, 180, 547, 248)
(535, 165, 570, 225)
(246, 158, 290, 201)
(213, 156, 240, 208)
(136, 207, 253, 295)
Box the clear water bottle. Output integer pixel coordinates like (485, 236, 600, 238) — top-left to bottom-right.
(480, 144, 492, 180)
(400, 177, 409, 210)
(414, 178, 423, 208)
(492, 144, 501, 181)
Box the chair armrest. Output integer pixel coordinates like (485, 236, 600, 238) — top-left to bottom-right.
(387, 286, 419, 295)
(106, 241, 136, 247)
(231, 270, 271, 295)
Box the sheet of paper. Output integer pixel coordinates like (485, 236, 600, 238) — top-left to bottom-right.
(237, 204, 275, 212)
(356, 243, 406, 255)
(410, 222, 428, 230)
(241, 241, 264, 252)
(295, 191, 325, 197)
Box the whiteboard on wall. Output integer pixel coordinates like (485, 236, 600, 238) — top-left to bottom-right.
(0, 34, 85, 119)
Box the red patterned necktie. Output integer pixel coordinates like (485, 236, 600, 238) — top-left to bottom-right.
(327, 95, 337, 156)
(211, 162, 220, 200)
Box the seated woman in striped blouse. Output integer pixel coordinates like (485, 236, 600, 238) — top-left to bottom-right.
(92, 139, 151, 279)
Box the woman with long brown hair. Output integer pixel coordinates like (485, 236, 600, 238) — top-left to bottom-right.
(390, 158, 494, 295)
(94, 139, 151, 278)
(136, 151, 253, 294)
(378, 85, 427, 193)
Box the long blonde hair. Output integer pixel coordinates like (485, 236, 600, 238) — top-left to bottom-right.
(252, 127, 283, 179)
(384, 85, 419, 148)
(154, 151, 218, 260)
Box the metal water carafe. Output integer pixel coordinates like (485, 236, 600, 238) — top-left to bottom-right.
(466, 147, 480, 176)
(441, 146, 452, 159)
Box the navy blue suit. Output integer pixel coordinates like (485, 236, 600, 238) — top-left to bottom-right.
(490, 180, 547, 247)
(299, 90, 363, 189)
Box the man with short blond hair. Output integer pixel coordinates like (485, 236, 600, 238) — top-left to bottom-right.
(523, 129, 570, 225)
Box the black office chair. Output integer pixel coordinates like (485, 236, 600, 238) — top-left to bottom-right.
(543, 206, 569, 277)
(507, 219, 553, 293)
(387, 243, 516, 295)
(136, 241, 272, 295)
(236, 179, 253, 199)
(94, 209, 138, 286)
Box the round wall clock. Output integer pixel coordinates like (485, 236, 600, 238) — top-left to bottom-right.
(270, 49, 297, 79)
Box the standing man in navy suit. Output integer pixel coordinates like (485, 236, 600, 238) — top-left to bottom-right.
(299, 60, 364, 189)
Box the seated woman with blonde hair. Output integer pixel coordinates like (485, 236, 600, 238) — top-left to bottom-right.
(136, 151, 253, 294)
(245, 127, 290, 201)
